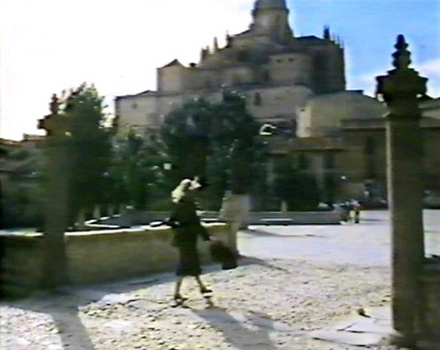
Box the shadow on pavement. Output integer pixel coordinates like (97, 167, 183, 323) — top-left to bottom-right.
(0, 274, 173, 350)
(192, 302, 277, 350)
(0, 263, 225, 349)
(238, 256, 291, 273)
(0, 255, 290, 349)
(244, 228, 325, 238)
(2, 291, 97, 350)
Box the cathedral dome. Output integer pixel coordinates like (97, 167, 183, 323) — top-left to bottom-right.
(254, 0, 287, 10)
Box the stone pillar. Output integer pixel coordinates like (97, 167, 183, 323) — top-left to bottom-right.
(118, 203, 125, 215)
(219, 191, 250, 255)
(376, 35, 428, 346)
(75, 208, 86, 230)
(107, 204, 115, 217)
(38, 94, 71, 289)
(93, 205, 101, 220)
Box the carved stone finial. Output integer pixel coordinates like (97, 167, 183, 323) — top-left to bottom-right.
(225, 31, 232, 47)
(323, 25, 330, 40)
(392, 34, 412, 70)
(375, 34, 428, 116)
(49, 94, 59, 115)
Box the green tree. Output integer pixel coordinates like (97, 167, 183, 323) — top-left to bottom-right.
(110, 130, 169, 210)
(159, 91, 262, 209)
(160, 98, 214, 183)
(0, 146, 44, 228)
(272, 157, 320, 211)
(60, 84, 114, 224)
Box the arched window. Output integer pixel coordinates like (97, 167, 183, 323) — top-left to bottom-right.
(232, 73, 241, 85)
(324, 153, 335, 169)
(263, 70, 270, 82)
(298, 154, 308, 170)
(364, 136, 376, 155)
(254, 92, 262, 106)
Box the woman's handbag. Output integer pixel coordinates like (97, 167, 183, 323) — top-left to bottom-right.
(209, 240, 238, 270)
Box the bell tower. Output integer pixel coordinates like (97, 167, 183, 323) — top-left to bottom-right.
(251, 0, 293, 42)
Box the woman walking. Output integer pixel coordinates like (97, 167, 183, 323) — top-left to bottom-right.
(167, 178, 212, 305)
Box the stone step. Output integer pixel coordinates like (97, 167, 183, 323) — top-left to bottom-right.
(260, 219, 293, 225)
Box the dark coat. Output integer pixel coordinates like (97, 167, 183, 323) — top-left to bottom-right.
(167, 196, 210, 247)
(167, 195, 210, 276)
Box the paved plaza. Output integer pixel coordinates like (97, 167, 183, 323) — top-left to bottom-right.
(240, 210, 439, 266)
(0, 210, 438, 350)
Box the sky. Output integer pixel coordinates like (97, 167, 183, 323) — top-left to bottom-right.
(1, 0, 439, 140)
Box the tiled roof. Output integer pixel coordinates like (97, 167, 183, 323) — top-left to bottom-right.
(161, 59, 184, 68)
(297, 35, 324, 42)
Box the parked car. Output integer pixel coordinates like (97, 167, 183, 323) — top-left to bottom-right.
(423, 191, 440, 209)
(359, 198, 388, 209)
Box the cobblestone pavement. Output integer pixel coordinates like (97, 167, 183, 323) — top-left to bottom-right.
(1, 210, 438, 350)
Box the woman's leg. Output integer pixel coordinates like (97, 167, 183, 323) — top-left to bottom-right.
(174, 277, 187, 301)
(194, 275, 212, 294)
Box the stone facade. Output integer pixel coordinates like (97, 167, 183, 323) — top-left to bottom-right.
(115, 0, 345, 133)
(272, 99, 440, 201)
(339, 114, 440, 199)
(296, 91, 386, 138)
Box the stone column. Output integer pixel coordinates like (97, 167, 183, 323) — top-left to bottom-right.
(376, 35, 428, 346)
(38, 94, 71, 289)
(219, 191, 250, 254)
(75, 208, 86, 230)
(219, 138, 253, 256)
(93, 205, 101, 220)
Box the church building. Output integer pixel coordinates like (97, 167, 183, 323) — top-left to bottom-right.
(115, 0, 346, 134)
(115, 0, 440, 203)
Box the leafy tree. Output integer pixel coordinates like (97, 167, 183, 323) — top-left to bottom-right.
(0, 144, 44, 228)
(272, 156, 320, 211)
(159, 91, 262, 210)
(59, 84, 114, 224)
(109, 130, 169, 210)
(160, 98, 214, 183)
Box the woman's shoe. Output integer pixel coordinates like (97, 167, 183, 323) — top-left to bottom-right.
(173, 293, 187, 303)
(200, 287, 212, 295)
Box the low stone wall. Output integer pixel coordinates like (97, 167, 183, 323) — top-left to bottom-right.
(247, 211, 342, 225)
(0, 223, 229, 298)
(0, 234, 45, 298)
(100, 210, 342, 227)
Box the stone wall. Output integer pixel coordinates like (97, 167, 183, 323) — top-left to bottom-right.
(0, 223, 229, 298)
(0, 234, 44, 298)
(99, 210, 343, 227)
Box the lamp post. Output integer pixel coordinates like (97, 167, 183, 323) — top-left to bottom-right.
(376, 34, 427, 346)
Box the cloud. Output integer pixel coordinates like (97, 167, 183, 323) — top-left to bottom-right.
(0, 0, 253, 139)
(418, 57, 440, 79)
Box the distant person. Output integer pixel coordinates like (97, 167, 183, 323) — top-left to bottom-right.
(352, 200, 361, 224)
(167, 178, 212, 306)
(340, 201, 351, 222)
